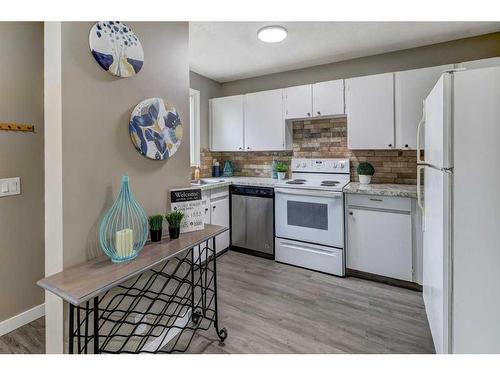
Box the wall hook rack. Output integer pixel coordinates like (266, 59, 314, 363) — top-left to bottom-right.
(0, 123, 34, 132)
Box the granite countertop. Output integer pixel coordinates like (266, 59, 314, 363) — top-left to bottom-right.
(189, 176, 284, 191)
(343, 182, 418, 199)
(186, 178, 418, 198)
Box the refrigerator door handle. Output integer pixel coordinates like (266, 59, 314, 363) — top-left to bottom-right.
(417, 165, 425, 230)
(416, 100, 426, 164)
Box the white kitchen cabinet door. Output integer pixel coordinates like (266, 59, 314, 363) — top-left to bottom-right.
(345, 73, 395, 150)
(283, 84, 313, 119)
(202, 192, 211, 224)
(244, 89, 284, 151)
(347, 208, 412, 281)
(210, 95, 244, 151)
(211, 197, 229, 253)
(194, 192, 211, 263)
(312, 79, 345, 116)
(395, 65, 452, 150)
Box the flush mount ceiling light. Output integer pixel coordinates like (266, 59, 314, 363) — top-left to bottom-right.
(257, 25, 287, 43)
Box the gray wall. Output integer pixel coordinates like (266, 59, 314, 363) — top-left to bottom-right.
(189, 71, 222, 149)
(221, 32, 500, 96)
(60, 22, 190, 268)
(0, 22, 44, 321)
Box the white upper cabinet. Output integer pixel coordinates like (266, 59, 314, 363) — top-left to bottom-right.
(457, 56, 500, 70)
(395, 65, 453, 150)
(210, 95, 244, 151)
(312, 79, 345, 116)
(345, 73, 395, 150)
(244, 89, 284, 151)
(283, 84, 313, 119)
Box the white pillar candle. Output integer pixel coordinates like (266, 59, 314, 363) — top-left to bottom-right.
(115, 230, 123, 257)
(124, 228, 133, 256)
(116, 228, 134, 258)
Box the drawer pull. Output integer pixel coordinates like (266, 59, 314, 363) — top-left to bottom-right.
(369, 198, 383, 202)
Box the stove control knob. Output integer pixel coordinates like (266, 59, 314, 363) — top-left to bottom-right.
(302, 162, 307, 168)
(295, 162, 301, 169)
(333, 163, 338, 168)
(339, 162, 345, 169)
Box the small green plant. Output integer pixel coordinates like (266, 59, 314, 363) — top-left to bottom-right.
(165, 210, 185, 228)
(148, 215, 163, 231)
(357, 162, 375, 176)
(274, 162, 288, 173)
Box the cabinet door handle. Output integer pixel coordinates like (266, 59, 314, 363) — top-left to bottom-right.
(349, 212, 353, 215)
(369, 198, 383, 202)
(246, 146, 250, 150)
(404, 144, 409, 148)
(212, 205, 216, 211)
(388, 143, 393, 148)
(317, 111, 321, 115)
(205, 208, 209, 212)
(307, 112, 311, 117)
(238, 147, 242, 150)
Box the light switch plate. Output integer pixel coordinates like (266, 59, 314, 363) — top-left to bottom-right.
(0, 177, 21, 197)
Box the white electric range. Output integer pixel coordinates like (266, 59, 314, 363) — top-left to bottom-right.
(274, 158, 350, 276)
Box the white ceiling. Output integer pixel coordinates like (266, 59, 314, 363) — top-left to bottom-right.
(189, 22, 500, 82)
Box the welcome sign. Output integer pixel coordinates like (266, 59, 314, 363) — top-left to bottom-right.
(170, 188, 204, 233)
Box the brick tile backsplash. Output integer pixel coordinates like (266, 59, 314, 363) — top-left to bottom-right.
(195, 117, 417, 185)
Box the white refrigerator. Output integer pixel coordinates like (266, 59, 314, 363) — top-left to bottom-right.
(418, 66, 500, 354)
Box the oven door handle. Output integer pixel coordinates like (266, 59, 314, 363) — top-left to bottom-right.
(275, 187, 343, 198)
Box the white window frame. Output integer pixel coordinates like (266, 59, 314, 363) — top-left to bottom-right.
(189, 88, 201, 167)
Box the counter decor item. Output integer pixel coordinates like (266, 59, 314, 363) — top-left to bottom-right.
(170, 188, 203, 233)
(99, 175, 148, 263)
(194, 167, 200, 181)
(148, 215, 163, 242)
(275, 162, 288, 180)
(129, 98, 183, 160)
(271, 160, 278, 179)
(222, 160, 233, 177)
(357, 162, 375, 185)
(212, 159, 221, 177)
(89, 22, 144, 78)
(165, 210, 185, 239)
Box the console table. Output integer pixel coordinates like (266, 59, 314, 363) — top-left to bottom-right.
(38, 224, 228, 354)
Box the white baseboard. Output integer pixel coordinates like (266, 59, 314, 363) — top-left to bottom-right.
(0, 304, 45, 336)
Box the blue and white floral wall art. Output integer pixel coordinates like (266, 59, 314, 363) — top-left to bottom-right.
(89, 21, 144, 78)
(129, 98, 183, 161)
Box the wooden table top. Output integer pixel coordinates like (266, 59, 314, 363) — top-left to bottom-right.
(37, 224, 227, 306)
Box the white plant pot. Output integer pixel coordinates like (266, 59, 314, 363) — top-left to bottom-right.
(359, 175, 372, 185)
(277, 172, 286, 180)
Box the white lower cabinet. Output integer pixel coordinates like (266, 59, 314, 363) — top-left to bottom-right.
(347, 194, 413, 282)
(211, 196, 230, 254)
(195, 189, 229, 262)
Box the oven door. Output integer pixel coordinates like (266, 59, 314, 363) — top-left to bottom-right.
(275, 188, 344, 248)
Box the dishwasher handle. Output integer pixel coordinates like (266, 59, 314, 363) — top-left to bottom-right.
(230, 185, 274, 197)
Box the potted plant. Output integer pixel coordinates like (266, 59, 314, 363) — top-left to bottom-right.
(148, 214, 163, 242)
(357, 162, 375, 185)
(165, 210, 184, 239)
(274, 162, 288, 180)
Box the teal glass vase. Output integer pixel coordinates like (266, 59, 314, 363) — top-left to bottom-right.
(99, 175, 148, 263)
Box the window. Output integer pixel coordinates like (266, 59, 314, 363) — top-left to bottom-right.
(189, 88, 201, 167)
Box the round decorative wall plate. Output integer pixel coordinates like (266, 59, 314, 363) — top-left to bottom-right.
(89, 21, 144, 77)
(129, 98, 183, 160)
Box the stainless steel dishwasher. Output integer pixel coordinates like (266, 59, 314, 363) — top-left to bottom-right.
(230, 185, 274, 259)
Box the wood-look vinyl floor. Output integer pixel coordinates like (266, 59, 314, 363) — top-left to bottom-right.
(0, 317, 45, 354)
(0, 250, 435, 354)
